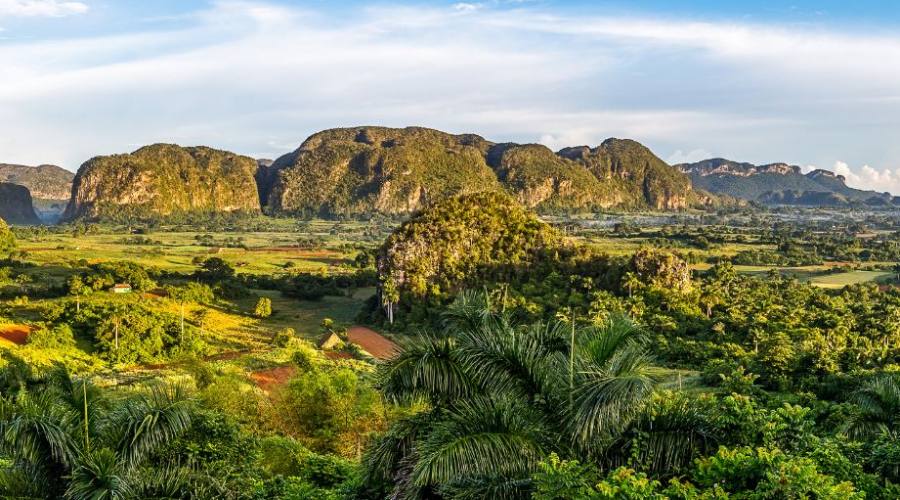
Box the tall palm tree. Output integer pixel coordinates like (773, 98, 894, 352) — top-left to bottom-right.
(0, 367, 195, 499)
(365, 292, 671, 499)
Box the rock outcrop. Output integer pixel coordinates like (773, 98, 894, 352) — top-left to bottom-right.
(0, 183, 41, 225)
(64, 144, 261, 221)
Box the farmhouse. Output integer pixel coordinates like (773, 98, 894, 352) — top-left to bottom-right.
(110, 283, 132, 294)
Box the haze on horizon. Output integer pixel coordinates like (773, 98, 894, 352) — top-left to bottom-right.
(3, 0, 900, 194)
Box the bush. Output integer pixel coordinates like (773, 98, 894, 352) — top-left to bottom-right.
(254, 297, 273, 318)
(25, 324, 76, 350)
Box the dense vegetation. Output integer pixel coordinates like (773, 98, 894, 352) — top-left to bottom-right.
(6, 190, 900, 497)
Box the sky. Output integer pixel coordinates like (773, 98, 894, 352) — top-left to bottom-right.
(3, 1, 900, 194)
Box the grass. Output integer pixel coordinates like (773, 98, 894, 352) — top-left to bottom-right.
(15, 221, 386, 276)
(805, 270, 895, 289)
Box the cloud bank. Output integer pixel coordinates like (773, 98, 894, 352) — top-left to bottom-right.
(0, 0, 899, 195)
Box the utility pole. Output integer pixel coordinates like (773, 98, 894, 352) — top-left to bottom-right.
(569, 307, 576, 410)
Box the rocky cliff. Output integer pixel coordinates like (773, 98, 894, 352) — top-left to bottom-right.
(0, 183, 41, 225)
(64, 144, 262, 221)
(0, 163, 74, 201)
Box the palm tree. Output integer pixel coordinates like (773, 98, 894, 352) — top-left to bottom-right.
(843, 374, 900, 441)
(0, 367, 195, 499)
(364, 292, 673, 499)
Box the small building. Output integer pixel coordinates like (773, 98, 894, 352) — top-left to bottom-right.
(110, 284, 132, 294)
(317, 331, 343, 350)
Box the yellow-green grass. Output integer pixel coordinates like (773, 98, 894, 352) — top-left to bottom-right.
(15, 228, 372, 275)
(805, 270, 895, 289)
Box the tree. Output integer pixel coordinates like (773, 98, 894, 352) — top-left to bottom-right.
(0, 369, 194, 498)
(253, 297, 273, 318)
(67, 275, 92, 313)
(0, 218, 16, 257)
(843, 374, 900, 441)
(195, 257, 235, 283)
(622, 272, 641, 299)
(363, 292, 674, 498)
(165, 283, 214, 340)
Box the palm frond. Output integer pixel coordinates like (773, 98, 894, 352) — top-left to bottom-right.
(378, 335, 474, 404)
(411, 397, 548, 490)
(606, 393, 718, 474)
(103, 383, 193, 470)
(65, 448, 131, 500)
(569, 343, 657, 447)
(457, 322, 566, 404)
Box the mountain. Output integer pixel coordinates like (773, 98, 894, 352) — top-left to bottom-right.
(0, 163, 74, 200)
(265, 127, 500, 217)
(0, 183, 41, 225)
(678, 158, 891, 206)
(263, 126, 715, 216)
(378, 191, 563, 302)
(64, 144, 262, 221)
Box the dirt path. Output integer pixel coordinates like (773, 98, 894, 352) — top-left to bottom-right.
(250, 365, 297, 392)
(346, 326, 398, 359)
(0, 325, 30, 345)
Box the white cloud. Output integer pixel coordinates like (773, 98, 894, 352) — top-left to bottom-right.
(824, 161, 900, 194)
(667, 149, 714, 165)
(453, 3, 482, 13)
(0, 0, 88, 17)
(0, 0, 900, 186)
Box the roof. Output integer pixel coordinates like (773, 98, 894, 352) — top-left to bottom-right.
(112, 283, 131, 288)
(317, 331, 342, 349)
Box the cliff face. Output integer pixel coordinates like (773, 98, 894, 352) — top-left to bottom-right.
(0, 163, 74, 200)
(265, 127, 500, 217)
(0, 183, 41, 225)
(64, 144, 261, 221)
(559, 138, 696, 210)
(264, 127, 707, 216)
(679, 159, 801, 177)
(488, 143, 621, 210)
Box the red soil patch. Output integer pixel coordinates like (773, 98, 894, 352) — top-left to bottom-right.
(325, 351, 354, 360)
(251, 365, 297, 392)
(347, 326, 398, 360)
(0, 325, 30, 345)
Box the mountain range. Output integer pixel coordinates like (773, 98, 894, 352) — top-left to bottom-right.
(677, 158, 894, 206)
(59, 126, 728, 222)
(3, 127, 896, 224)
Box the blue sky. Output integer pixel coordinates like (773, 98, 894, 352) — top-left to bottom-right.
(3, 1, 900, 193)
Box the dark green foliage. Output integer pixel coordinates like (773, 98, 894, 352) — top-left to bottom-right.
(0, 218, 15, 256)
(364, 298, 663, 498)
(44, 301, 203, 363)
(378, 191, 563, 301)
